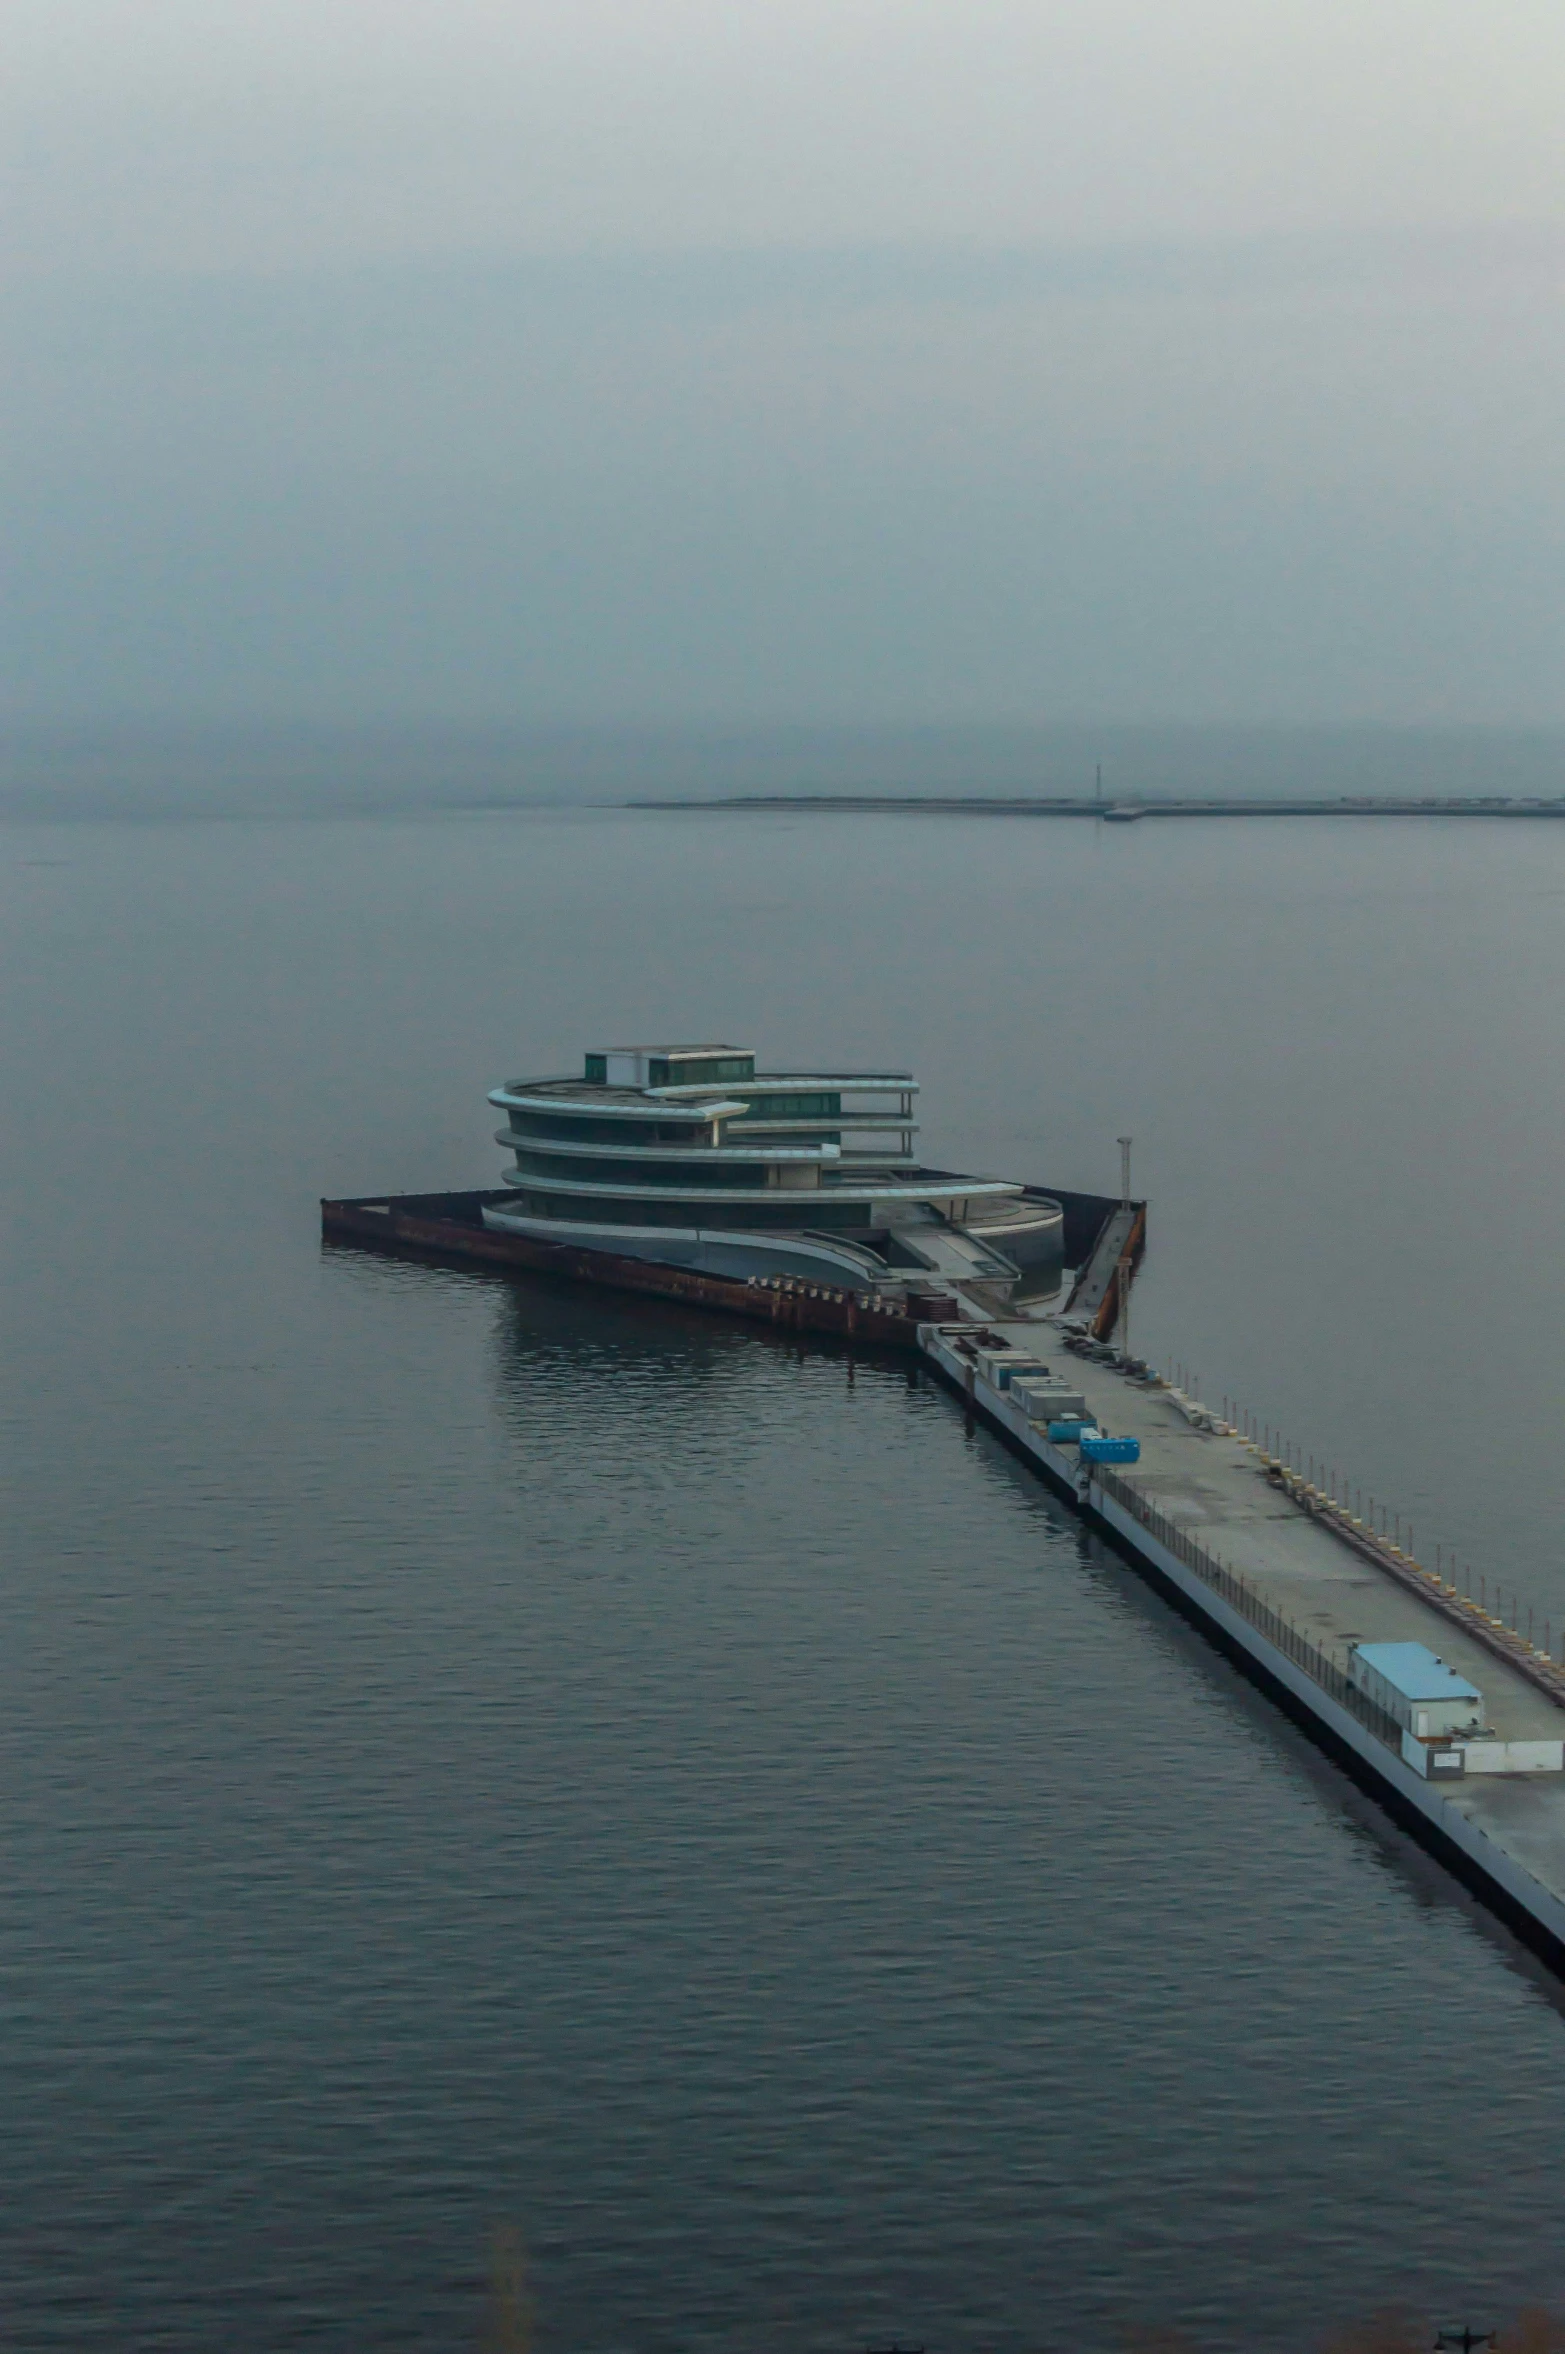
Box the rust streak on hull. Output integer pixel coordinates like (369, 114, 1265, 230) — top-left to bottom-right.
(320, 1192, 925, 1350)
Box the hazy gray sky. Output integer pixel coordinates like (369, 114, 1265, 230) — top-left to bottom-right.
(5, 1, 1563, 725)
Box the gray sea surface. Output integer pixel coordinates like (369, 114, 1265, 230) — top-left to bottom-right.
(4, 799, 1565, 2351)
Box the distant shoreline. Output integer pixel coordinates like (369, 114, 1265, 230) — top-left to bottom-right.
(632, 793, 1565, 820)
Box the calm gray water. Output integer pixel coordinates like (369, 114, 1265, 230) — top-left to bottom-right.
(4, 805, 1565, 2351)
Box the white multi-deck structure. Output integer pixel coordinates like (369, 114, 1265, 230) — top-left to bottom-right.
(482, 1041, 1063, 1293)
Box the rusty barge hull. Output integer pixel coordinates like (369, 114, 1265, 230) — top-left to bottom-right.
(320, 1190, 933, 1347)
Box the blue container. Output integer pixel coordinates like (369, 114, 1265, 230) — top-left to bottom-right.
(1047, 1420, 1097, 1444)
(1080, 1433, 1140, 1464)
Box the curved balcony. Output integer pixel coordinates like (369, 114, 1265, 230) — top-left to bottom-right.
(493, 1130, 843, 1166)
(489, 1082, 749, 1123)
(653, 1071, 917, 1097)
(499, 1165, 1021, 1208)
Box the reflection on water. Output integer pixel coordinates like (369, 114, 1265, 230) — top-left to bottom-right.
(4, 806, 1565, 2350)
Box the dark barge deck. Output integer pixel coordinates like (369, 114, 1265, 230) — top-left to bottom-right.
(322, 1189, 931, 1346)
(320, 1186, 1142, 1344)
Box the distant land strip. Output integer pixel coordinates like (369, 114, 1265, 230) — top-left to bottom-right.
(633, 794, 1565, 821)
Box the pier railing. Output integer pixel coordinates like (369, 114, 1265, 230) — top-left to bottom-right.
(1093, 1467, 1405, 1751)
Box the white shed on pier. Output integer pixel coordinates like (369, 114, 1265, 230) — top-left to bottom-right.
(1351, 1642, 1483, 1738)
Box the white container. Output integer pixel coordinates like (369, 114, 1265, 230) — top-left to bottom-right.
(1012, 1382, 1088, 1421)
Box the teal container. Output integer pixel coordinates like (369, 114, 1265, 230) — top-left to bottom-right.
(1047, 1420, 1097, 1444)
(1080, 1433, 1140, 1464)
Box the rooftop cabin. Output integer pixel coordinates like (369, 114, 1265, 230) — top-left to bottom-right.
(585, 1044, 756, 1091)
(574, 1044, 917, 1139)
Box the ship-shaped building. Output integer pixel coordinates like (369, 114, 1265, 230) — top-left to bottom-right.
(483, 1041, 1063, 1295)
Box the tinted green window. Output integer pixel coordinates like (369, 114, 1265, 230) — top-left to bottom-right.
(514, 1193, 870, 1231)
(734, 1092, 842, 1121)
(512, 1110, 707, 1143)
(653, 1054, 756, 1088)
(583, 1055, 607, 1083)
(511, 1150, 767, 1189)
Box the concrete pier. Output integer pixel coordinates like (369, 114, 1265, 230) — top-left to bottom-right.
(919, 1317, 1565, 1963)
(323, 1179, 1565, 1964)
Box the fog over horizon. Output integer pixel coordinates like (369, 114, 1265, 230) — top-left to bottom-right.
(4, 1, 1563, 732)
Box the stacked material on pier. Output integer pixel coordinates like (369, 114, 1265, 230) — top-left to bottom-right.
(974, 1346, 1049, 1390)
(1012, 1380, 1088, 1422)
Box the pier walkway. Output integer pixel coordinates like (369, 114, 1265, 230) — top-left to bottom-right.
(919, 1315, 1565, 1954)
